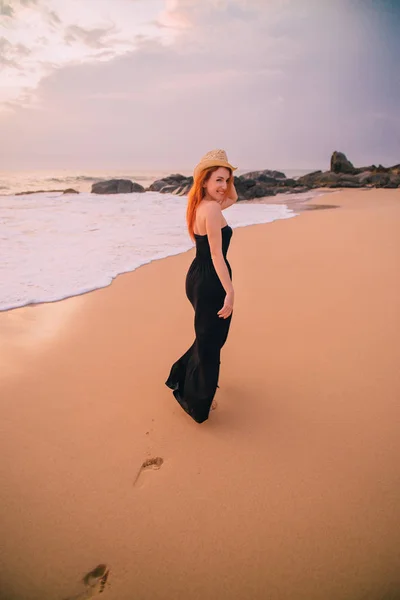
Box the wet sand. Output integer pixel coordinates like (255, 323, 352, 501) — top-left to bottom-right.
(0, 188, 399, 600)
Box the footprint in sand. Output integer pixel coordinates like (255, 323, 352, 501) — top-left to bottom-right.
(64, 564, 110, 600)
(133, 457, 164, 486)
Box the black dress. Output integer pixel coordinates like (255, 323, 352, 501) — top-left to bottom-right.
(165, 224, 233, 423)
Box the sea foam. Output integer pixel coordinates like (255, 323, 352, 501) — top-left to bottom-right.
(1, 190, 310, 312)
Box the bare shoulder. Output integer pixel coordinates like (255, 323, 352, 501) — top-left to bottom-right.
(203, 200, 222, 220)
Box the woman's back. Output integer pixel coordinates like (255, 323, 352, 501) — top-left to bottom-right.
(193, 225, 233, 263)
(193, 200, 227, 236)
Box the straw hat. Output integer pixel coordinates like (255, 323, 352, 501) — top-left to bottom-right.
(193, 149, 237, 180)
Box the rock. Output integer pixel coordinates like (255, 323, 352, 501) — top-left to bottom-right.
(147, 179, 167, 192)
(356, 171, 373, 185)
(334, 174, 362, 188)
(356, 168, 399, 187)
(144, 156, 400, 200)
(330, 181, 362, 188)
(158, 185, 178, 194)
(317, 172, 341, 186)
(131, 182, 145, 193)
(243, 184, 276, 199)
(63, 188, 79, 194)
(375, 164, 390, 173)
(296, 171, 363, 189)
(279, 178, 297, 187)
(147, 174, 193, 193)
(296, 170, 322, 187)
(91, 179, 145, 194)
(367, 172, 390, 187)
(172, 183, 192, 195)
(386, 174, 400, 188)
(241, 169, 287, 180)
(241, 178, 257, 189)
(331, 151, 356, 174)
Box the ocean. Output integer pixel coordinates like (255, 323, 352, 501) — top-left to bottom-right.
(1, 168, 320, 312)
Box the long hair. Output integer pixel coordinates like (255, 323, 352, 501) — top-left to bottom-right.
(186, 166, 232, 241)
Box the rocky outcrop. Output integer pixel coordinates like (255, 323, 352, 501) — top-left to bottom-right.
(295, 152, 400, 191)
(330, 151, 355, 174)
(91, 179, 145, 194)
(142, 152, 399, 200)
(63, 188, 79, 194)
(297, 171, 362, 189)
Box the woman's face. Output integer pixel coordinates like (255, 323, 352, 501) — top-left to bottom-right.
(203, 167, 231, 202)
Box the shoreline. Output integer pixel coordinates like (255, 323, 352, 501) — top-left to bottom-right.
(1, 188, 399, 600)
(1, 187, 340, 314)
(2, 190, 320, 314)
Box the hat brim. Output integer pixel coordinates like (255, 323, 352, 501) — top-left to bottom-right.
(194, 160, 237, 180)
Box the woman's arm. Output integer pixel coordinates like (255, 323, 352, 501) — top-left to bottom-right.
(219, 180, 238, 210)
(205, 203, 234, 296)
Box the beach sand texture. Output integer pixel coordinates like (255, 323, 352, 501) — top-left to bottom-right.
(0, 189, 399, 600)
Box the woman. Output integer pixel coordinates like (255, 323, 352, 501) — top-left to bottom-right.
(165, 149, 238, 423)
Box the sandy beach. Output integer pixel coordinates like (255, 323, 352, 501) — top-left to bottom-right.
(1, 188, 399, 600)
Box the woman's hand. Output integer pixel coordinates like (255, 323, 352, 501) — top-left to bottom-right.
(218, 289, 234, 319)
(226, 178, 238, 202)
(218, 178, 238, 209)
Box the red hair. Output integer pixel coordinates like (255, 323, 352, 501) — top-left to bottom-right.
(186, 166, 232, 241)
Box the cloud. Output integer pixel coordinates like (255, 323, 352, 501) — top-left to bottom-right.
(0, 1, 13, 16)
(64, 24, 117, 49)
(0, 0, 399, 170)
(47, 9, 60, 25)
(0, 36, 30, 67)
(0, 0, 177, 107)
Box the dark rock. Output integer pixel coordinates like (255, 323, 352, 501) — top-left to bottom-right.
(234, 177, 256, 199)
(243, 184, 276, 199)
(296, 171, 322, 187)
(296, 171, 363, 189)
(240, 178, 257, 189)
(145, 156, 400, 200)
(375, 164, 390, 173)
(367, 173, 390, 187)
(148, 179, 167, 192)
(335, 174, 362, 187)
(317, 172, 341, 186)
(241, 169, 286, 180)
(131, 182, 145, 193)
(91, 179, 145, 194)
(330, 181, 362, 188)
(147, 174, 193, 193)
(356, 171, 373, 185)
(160, 185, 180, 194)
(63, 188, 79, 194)
(386, 174, 400, 188)
(278, 178, 297, 187)
(172, 183, 192, 195)
(331, 151, 356, 174)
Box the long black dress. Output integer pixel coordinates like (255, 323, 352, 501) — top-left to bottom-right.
(165, 224, 233, 423)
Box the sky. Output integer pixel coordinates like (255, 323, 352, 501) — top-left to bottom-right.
(0, 0, 399, 171)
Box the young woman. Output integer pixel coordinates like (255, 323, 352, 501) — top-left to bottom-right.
(165, 149, 238, 423)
